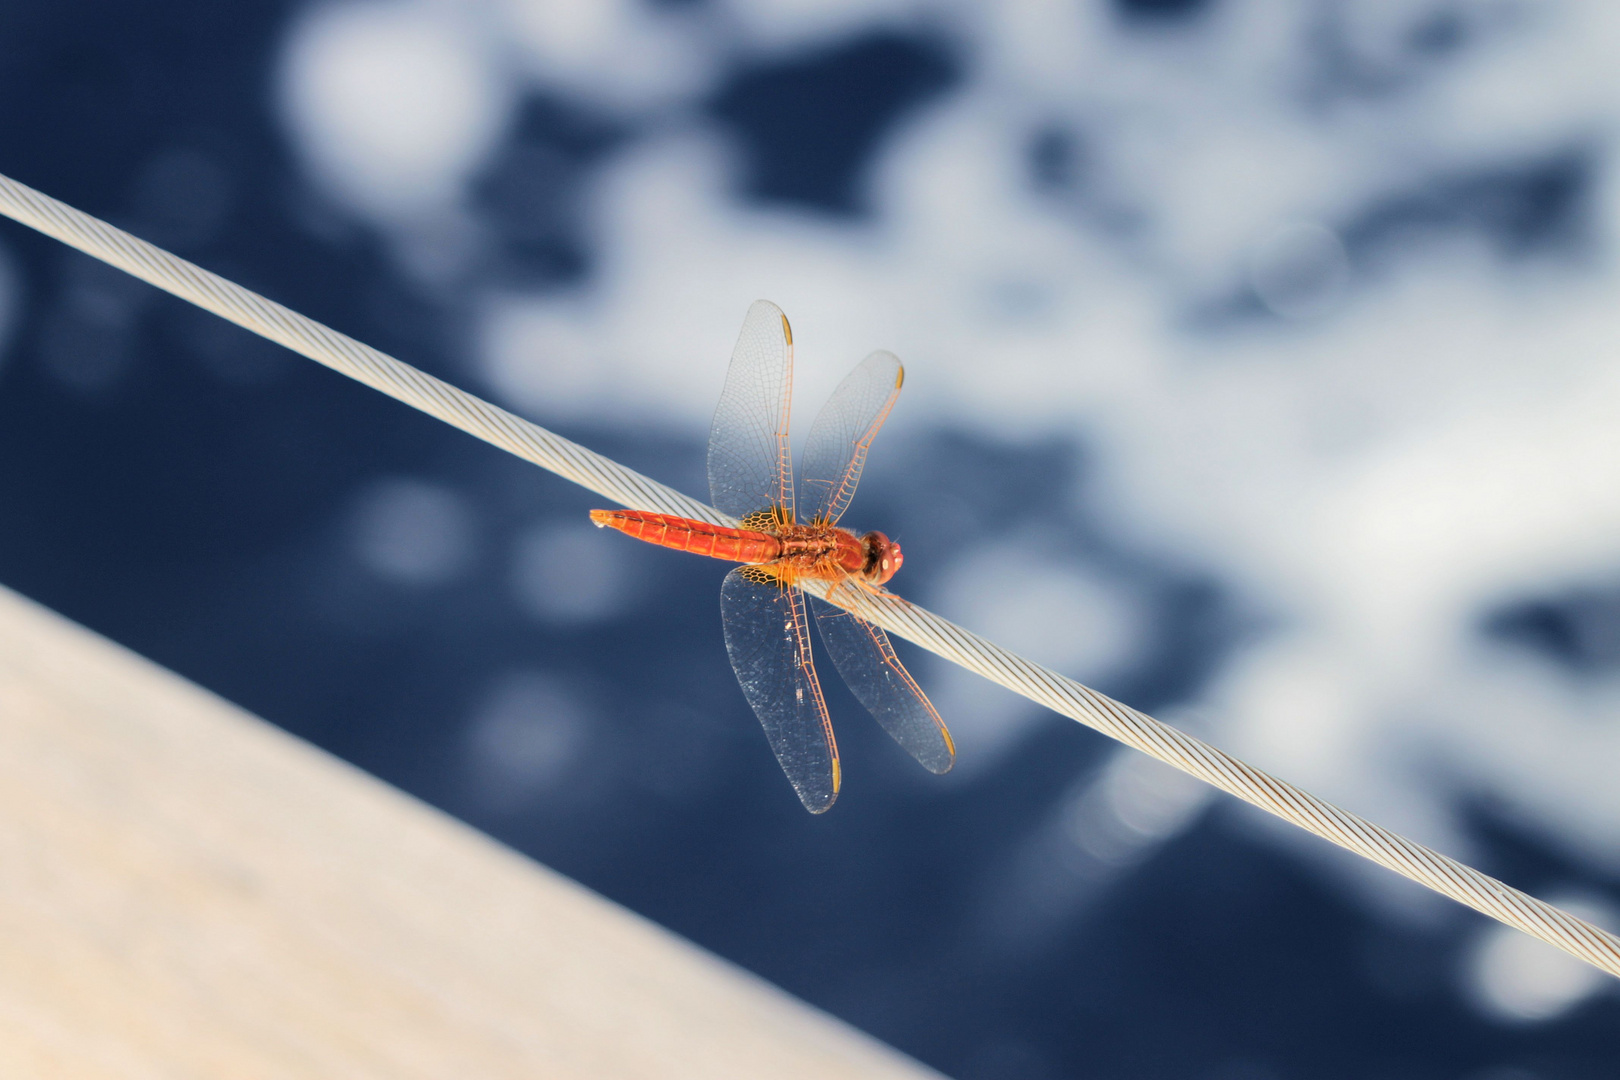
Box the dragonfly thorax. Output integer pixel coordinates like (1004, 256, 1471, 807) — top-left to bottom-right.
(768, 524, 901, 585)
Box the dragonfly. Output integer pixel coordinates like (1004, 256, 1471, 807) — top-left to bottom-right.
(591, 300, 954, 812)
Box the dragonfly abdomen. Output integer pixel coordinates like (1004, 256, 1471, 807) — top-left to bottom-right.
(590, 509, 782, 564)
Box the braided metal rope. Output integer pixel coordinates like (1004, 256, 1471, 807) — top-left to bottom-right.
(3, 170, 1616, 979)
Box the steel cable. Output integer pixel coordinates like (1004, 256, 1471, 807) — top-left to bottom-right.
(3, 169, 1616, 979)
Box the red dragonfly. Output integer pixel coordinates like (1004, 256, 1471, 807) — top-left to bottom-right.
(592, 300, 954, 812)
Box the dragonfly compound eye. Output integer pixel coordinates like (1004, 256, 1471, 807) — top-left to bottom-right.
(862, 531, 902, 584)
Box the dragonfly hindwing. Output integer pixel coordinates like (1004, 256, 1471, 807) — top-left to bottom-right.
(739, 507, 793, 531)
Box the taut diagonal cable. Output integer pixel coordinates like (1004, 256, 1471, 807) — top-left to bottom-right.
(0, 174, 727, 530)
(2, 169, 1616, 980)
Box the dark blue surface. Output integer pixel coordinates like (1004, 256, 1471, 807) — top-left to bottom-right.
(2, 4, 1618, 1078)
(709, 32, 958, 216)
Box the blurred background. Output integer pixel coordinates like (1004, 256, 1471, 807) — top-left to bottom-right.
(3, 0, 1620, 1076)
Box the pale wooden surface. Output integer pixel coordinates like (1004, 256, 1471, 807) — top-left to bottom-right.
(0, 584, 941, 1080)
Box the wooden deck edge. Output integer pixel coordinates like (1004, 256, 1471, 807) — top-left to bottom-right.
(0, 584, 943, 1080)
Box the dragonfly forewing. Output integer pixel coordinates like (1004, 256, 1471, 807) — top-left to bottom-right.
(708, 299, 796, 524)
(721, 567, 840, 812)
(810, 591, 954, 775)
(797, 350, 903, 526)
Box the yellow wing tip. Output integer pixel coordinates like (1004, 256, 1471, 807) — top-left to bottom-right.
(802, 758, 838, 813)
(894, 364, 904, 390)
(780, 313, 792, 346)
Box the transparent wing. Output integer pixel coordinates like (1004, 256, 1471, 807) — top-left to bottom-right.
(720, 567, 840, 812)
(797, 350, 903, 526)
(708, 300, 795, 524)
(810, 590, 954, 774)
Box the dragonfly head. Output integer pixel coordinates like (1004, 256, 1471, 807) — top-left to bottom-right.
(861, 531, 903, 585)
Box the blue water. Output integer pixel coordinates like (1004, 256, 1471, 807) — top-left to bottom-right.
(1, 4, 1616, 1077)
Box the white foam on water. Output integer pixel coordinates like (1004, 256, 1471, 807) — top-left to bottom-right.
(350, 477, 476, 586)
(277, 1, 513, 223)
(277, 0, 1620, 921)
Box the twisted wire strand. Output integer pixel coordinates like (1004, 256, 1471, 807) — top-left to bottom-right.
(0, 173, 727, 530)
(3, 169, 1616, 979)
